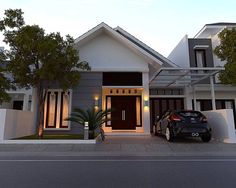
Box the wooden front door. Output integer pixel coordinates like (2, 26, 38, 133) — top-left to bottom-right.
(111, 96, 136, 130)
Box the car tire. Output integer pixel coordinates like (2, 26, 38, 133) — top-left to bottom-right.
(165, 127, 174, 142)
(153, 125, 158, 136)
(201, 134, 211, 142)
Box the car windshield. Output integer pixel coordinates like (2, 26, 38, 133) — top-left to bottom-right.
(177, 111, 202, 117)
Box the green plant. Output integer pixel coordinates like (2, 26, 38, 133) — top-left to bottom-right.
(65, 107, 113, 141)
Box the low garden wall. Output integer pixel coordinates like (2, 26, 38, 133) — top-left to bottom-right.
(0, 109, 35, 140)
(202, 109, 236, 143)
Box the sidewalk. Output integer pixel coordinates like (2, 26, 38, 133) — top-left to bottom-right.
(0, 135, 236, 157)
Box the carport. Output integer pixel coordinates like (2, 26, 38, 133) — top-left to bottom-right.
(150, 67, 224, 110)
(149, 67, 236, 143)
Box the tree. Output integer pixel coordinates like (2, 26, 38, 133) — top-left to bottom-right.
(214, 27, 236, 85)
(0, 9, 90, 137)
(0, 50, 11, 104)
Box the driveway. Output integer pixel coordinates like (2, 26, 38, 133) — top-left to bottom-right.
(0, 135, 236, 157)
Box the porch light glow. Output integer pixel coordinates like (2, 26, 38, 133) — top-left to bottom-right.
(94, 97, 99, 109)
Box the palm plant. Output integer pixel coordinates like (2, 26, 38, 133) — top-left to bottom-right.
(65, 107, 113, 141)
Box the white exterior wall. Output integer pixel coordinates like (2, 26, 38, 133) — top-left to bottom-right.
(168, 35, 190, 68)
(142, 72, 150, 134)
(78, 33, 149, 72)
(0, 109, 34, 140)
(202, 109, 236, 143)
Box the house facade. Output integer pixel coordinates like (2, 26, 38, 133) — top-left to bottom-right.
(1, 22, 235, 137)
(42, 23, 178, 135)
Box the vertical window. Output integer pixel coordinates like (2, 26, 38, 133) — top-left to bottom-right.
(136, 97, 141, 126)
(44, 90, 70, 129)
(46, 92, 58, 128)
(106, 97, 111, 126)
(195, 50, 207, 67)
(60, 92, 70, 128)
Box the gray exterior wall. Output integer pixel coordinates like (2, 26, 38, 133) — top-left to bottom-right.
(70, 72, 102, 134)
(188, 39, 214, 68)
(45, 72, 103, 135)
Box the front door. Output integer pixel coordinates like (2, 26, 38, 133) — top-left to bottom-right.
(111, 96, 136, 130)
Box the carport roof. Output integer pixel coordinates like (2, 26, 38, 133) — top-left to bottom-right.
(150, 67, 225, 87)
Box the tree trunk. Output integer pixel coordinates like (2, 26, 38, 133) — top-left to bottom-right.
(36, 83, 47, 139)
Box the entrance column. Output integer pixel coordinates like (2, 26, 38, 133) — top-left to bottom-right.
(210, 76, 216, 110)
(193, 86, 197, 110)
(143, 72, 150, 134)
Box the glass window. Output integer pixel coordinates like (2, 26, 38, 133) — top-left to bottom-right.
(195, 50, 207, 67)
(44, 90, 70, 129)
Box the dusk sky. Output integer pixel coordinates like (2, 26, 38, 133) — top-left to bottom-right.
(0, 0, 236, 56)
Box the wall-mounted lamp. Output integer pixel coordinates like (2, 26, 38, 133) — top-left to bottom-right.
(144, 100, 149, 107)
(84, 121, 89, 128)
(94, 97, 99, 109)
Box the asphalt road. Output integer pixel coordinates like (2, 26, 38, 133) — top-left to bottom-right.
(0, 156, 235, 188)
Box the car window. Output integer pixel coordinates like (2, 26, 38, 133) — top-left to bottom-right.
(178, 111, 202, 117)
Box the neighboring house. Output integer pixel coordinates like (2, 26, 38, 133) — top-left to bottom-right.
(0, 47, 32, 111)
(168, 22, 236, 128)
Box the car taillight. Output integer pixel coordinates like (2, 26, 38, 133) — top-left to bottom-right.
(170, 114, 182, 122)
(202, 116, 207, 122)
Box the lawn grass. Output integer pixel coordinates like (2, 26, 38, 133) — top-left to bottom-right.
(15, 134, 84, 140)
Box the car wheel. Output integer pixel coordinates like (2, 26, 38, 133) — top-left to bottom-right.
(165, 127, 174, 142)
(201, 134, 211, 142)
(153, 125, 158, 136)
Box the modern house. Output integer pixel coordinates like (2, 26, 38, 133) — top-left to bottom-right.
(0, 22, 235, 140)
(42, 22, 230, 135)
(0, 47, 33, 111)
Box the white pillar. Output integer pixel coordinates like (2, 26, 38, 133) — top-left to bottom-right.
(142, 72, 150, 134)
(23, 94, 29, 111)
(193, 86, 197, 110)
(184, 86, 193, 110)
(210, 76, 216, 110)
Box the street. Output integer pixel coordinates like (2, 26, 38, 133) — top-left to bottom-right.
(0, 155, 235, 188)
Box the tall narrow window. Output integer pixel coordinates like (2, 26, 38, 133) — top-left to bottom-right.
(60, 92, 70, 128)
(136, 97, 141, 126)
(106, 97, 111, 126)
(46, 92, 58, 128)
(195, 50, 207, 67)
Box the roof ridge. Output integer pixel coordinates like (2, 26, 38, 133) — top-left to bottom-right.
(115, 26, 179, 67)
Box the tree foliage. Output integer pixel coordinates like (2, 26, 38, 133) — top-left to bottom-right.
(214, 27, 236, 85)
(0, 50, 11, 104)
(0, 9, 90, 136)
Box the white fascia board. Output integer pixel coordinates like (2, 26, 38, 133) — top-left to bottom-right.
(74, 22, 163, 67)
(194, 25, 227, 38)
(115, 26, 178, 68)
(74, 22, 107, 43)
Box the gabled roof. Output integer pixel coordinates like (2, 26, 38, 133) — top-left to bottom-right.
(195, 22, 236, 38)
(206, 22, 236, 26)
(114, 27, 178, 68)
(75, 22, 176, 68)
